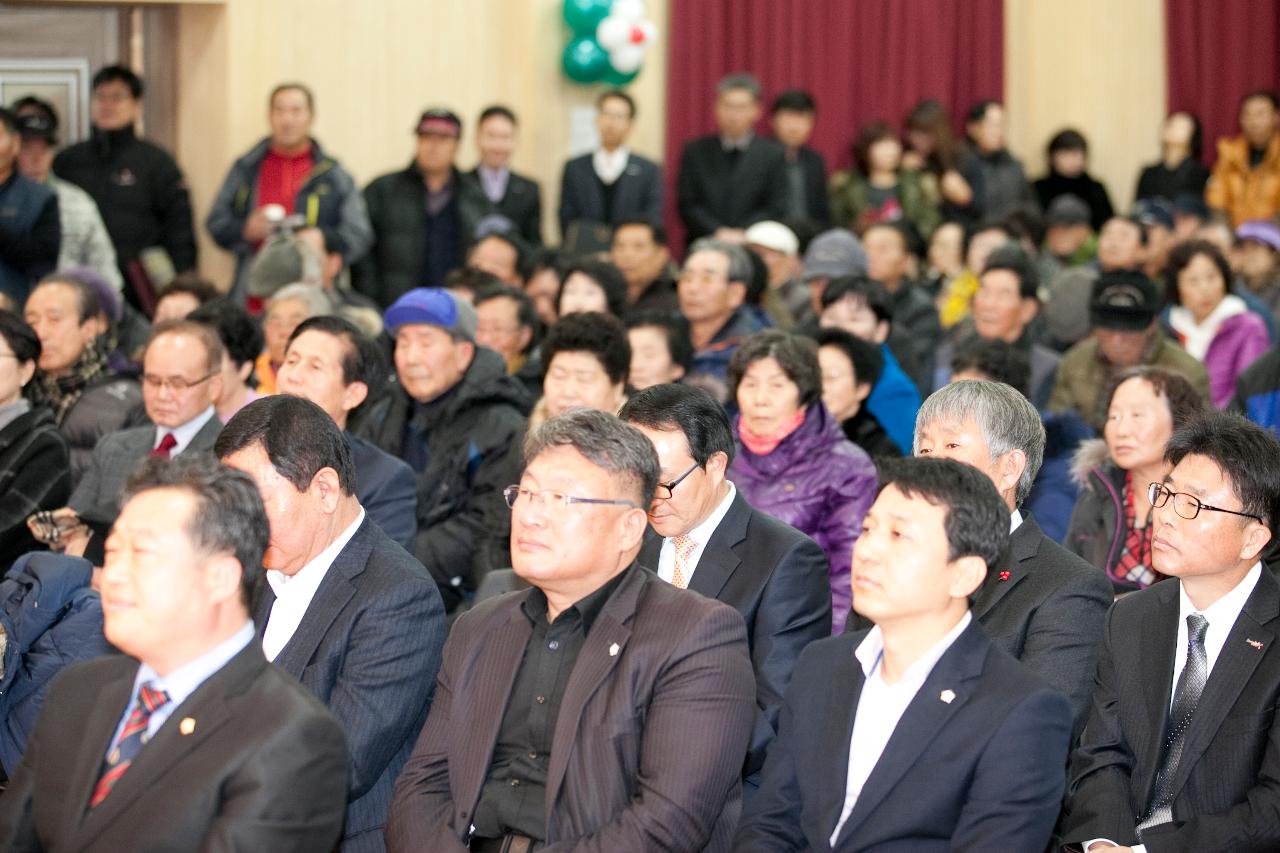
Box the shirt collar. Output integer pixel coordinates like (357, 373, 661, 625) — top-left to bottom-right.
(522, 562, 633, 635)
(1010, 508, 1023, 533)
(671, 482, 736, 548)
(154, 406, 217, 454)
(855, 610, 973, 681)
(721, 133, 754, 151)
(133, 619, 256, 708)
(265, 508, 365, 595)
(593, 146, 630, 183)
(1177, 561, 1262, 629)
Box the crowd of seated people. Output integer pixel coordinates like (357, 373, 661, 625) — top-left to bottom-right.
(10, 59, 1280, 852)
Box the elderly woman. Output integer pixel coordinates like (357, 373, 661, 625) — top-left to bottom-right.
(626, 310, 691, 391)
(0, 312, 71, 568)
(726, 330, 877, 630)
(557, 258, 628, 318)
(1066, 366, 1205, 592)
(1162, 239, 1270, 408)
(530, 311, 630, 430)
(255, 282, 332, 394)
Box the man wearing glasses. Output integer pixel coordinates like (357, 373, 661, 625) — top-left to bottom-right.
(1061, 410, 1280, 853)
(42, 319, 224, 554)
(387, 409, 755, 853)
(620, 383, 831, 796)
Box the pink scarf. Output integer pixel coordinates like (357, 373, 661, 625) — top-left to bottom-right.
(740, 408, 807, 456)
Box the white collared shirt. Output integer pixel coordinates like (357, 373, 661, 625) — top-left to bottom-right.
(153, 406, 217, 456)
(261, 509, 365, 661)
(830, 611, 973, 846)
(656, 483, 736, 586)
(1010, 508, 1023, 534)
(1086, 561, 1262, 853)
(593, 146, 630, 185)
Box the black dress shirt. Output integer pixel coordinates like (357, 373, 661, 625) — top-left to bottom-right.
(470, 567, 631, 841)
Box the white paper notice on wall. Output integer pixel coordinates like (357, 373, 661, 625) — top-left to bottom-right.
(568, 106, 599, 158)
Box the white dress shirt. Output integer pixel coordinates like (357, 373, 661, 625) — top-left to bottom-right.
(593, 146, 630, 185)
(656, 483, 736, 586)
(829, 611, 973, 846)
(153, 405, 217, 455)
(261, 509, 365, 661)
(1010, 507, 1023, 533)
(1087, 561, 1262, 853)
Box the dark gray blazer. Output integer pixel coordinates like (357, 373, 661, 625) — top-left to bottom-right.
(1061, 566, 1280, 851)
(462, 168, 542, 247)
(385, 564, 756, 853)
(254, 516, 446, 853)
(676, 135, 789, 241)
(557, 151, 663, 237)
(67, 413, 222, 525)
(638, 491, 831, 784)
(0, 641, 350, 853)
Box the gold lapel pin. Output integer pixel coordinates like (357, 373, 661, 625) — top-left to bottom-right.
(1247, 638, 1265, 650)
(609, 642, 620, 657)
(179, 717, 197, 736)
(940, 689, 956, 704)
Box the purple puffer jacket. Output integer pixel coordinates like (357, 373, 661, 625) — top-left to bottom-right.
(1203, 311, 1271, 408)
(728, 403, 878, 634)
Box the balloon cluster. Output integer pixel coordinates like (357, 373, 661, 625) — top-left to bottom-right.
(562, 0, 658, 86)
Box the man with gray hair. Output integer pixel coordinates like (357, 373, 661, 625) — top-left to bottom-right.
(387, 409, 756, 853)
(854, 379, 1113, 732)
(680, 237, 767, 404)
(676, 73, 788, 243)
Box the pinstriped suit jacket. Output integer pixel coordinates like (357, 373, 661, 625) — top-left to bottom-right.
(385, 564, 756, 853)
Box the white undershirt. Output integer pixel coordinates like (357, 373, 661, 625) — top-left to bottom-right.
(261, 509, 365, 661)
(656, 483, 736, 586)
(153, 406, 217, 456)
(593, 146, 630, 185)
(829, 610, 973, 846)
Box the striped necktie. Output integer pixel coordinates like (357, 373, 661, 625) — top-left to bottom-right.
(90, 681, 170, 809)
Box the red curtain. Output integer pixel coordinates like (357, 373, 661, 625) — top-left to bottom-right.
(662, 0, 1004, 252)
(1166, 0, 1280, 164)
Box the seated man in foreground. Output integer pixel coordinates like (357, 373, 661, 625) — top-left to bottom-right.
(0, 455, 349, 851)
(734, 456, 1072, 851)
(386, 409, 756, 853)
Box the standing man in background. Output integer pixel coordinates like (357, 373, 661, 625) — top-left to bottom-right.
(463, 105, 542, 247)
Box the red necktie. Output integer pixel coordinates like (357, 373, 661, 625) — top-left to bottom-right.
(150, 432, 178, 460)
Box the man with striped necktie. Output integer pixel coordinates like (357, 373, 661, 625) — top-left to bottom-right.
(0, 454, 350, 852)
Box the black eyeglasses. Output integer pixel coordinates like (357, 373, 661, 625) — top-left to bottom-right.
(654, 462, 700, 501)
(1148, 482, 1263, 523)
(503, 486, 640, 511)
(142, 371, 216, 393)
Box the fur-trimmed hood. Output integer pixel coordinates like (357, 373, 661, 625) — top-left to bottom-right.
(1069, 438, 1113, 487)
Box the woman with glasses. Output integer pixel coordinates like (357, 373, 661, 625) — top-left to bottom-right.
(725, 331, 877, 632)
(1066, 366, 1205, 593)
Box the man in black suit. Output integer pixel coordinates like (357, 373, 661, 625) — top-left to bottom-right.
(386, 409, 755, 853)
(621, 383, 831, 792)
(217, 395, 446, 853)
(463, 105, 542, 247)
(0, 454, 349, 852)
(558, 89, 663, 244)
(909, 379, 1113, 732)
(1061, 411, 1280, 852)
(677, 73, 789, 243)
(276, 314, 418, 551)
(769, 88, 830, 230)
(735, 457, 1073, 851)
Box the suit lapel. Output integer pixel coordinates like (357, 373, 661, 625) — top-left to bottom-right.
(1168, 569, 1280, 799)
(181, 414, 223, 455)
(637, 529, 661, 572)
(270, 519, 371, 676)
(454, 604, 534, 814)
(544, 569, 642, 812)
(688, 493, 749, 601)
(817, 646, 865, 838)
(834, 621, 988, 846)
(74, 645, 264, 843)
(973, 514, 1041, 618)
(63, 661, 139, 830)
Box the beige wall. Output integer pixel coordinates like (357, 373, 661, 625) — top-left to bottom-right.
(1004, 0, 1167, 215)
(174, 0, 669, 288)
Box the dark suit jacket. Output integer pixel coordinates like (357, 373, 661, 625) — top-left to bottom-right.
(734, 618, 1073, 852)
(847, 512, 1112, 735)
(791, 146, 831, 229)
(463, 168, 542, 247)
(385, 564, 756, 853)
(254, 516, 446, 852)
(349, 434, 417, 553)
(0, 641, 350, 853)
(677, 135, 789, 241)
(557, 151, 663, 237)
(638, 491, 831, 782)
(67, 413, 222, 525)
(1061, 566, 1280, 851)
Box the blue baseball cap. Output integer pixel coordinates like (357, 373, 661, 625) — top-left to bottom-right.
(383, 287, 477, 342)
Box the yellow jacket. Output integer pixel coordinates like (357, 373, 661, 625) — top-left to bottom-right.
(1206, 133, 1280, 226)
